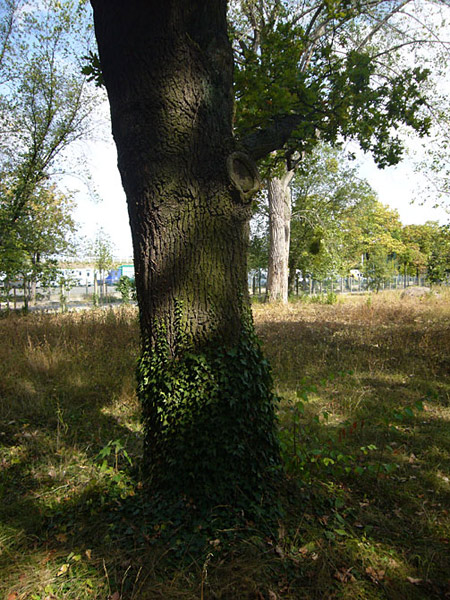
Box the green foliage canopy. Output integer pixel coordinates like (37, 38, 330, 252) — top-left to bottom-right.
(231, 0, 438, 172)
(0, 0, 96, 268)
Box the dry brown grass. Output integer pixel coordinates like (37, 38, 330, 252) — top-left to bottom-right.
(1, 291, 449, 599)
(254, 289, 450, 398)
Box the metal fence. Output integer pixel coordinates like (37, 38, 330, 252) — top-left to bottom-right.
(248, 270, 450, 297)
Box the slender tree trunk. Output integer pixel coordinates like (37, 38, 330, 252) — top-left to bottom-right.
(30, 280, 37, 304)
(266, 169, 293, 303)
(288, 256, 297, 295)
(6, 280, 10, 310)
(91, 0, 280, 512)
(102, 272, 106, 299)
(23, 280, 29, 311)
(30, 252, 40, 305)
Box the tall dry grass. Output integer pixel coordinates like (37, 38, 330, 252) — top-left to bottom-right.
(0, 291, 449, 599)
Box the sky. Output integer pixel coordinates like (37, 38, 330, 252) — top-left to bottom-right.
(72, 137, 133, 260)
(72, 131, 449, 261)
(356, 151, 449, 224)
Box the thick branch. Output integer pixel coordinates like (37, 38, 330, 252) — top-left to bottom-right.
(240, 114, 303, 161)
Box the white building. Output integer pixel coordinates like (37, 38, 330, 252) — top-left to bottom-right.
(59, 268, 95, 286)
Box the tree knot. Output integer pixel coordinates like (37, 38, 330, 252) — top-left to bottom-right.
(227, 152, 260, 202)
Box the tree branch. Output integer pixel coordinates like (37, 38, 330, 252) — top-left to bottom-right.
(240, 114, 303, 160)
(356, 0, 412, 52)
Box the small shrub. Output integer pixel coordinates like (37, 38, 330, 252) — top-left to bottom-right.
(117, 275, 136, 304)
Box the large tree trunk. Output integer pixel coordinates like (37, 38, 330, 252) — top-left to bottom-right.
(266, 169, 293, 303)
(91, 0, 280, 513)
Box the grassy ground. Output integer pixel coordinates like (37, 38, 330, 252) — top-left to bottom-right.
(0, 292, 449, 599)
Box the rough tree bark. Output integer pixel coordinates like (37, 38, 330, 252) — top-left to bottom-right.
(266, 168, 294, 303)
(91, 0, 280, 512)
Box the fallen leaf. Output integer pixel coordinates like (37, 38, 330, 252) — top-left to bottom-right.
(85, 549, 92, 560)
(41, 550, 56, 565)
(56, 563, 69, 576)
(209, 539, 221, 547)
(109, 592, 120, 600)
(366, 566, 385, 583)
(268, 591, 278, 600)
(407, 577, 423, 585)
(334, 568, 355, 583)
(55, 533, 67, 543)
(7, 593, 18, 600)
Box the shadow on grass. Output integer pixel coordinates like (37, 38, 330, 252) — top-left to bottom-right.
(0, 309, 148, 596)
(1, 305, 449, 599)
(0, 310, 279, 599)
(256, 309, 450, 599)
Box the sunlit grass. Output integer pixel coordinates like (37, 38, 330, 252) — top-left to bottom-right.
(0, 291, 449, 599)
(253, 288, 450, 599)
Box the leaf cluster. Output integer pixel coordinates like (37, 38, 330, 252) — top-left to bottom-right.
(232, 0, 436, 169)
(116, 275, 136, 304)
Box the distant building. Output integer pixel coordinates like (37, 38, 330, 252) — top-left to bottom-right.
(59, 268, 95, 286)
(119, 264, 135, 279)
(51, 263, 135, 286)
(105, 264, 135, 285)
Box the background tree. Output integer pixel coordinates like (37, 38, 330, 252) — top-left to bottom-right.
(230, 0, 449, 302)
(0, 181, 76, 308)
(341, 197, 406, 290)
(399, 222, 440, 281)
(427, 224, 450, 285)
(362, 247, 399, 292)
(0, 0, 96, 257)
(89, 227, 114, 301)
(289, 144, 377, 290)
(248, 144, 395, 294)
